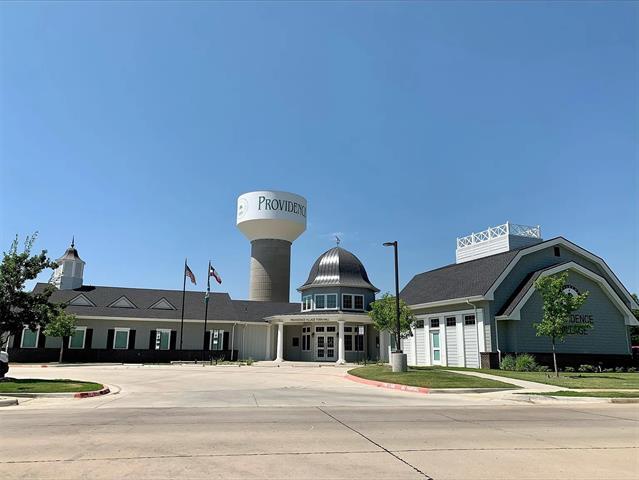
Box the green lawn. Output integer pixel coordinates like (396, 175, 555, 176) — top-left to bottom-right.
(524, 390, 639, 398)
(0, 379, 103, 393)
(454, 370, 639, 389)
(349, 365, 516, 389)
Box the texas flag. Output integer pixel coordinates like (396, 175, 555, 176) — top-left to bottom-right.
(209, 264, 222, 284)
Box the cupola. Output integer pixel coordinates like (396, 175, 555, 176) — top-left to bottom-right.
(50, 238, 85, 290)
(299, 247, 378, 292)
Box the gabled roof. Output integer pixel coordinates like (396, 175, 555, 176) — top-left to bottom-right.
(401, 237, 639, 310)
(401, 249, 519, 306)
(33, 283, 299, 323)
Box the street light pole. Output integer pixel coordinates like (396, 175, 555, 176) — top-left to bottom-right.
(384, 240, 402, 350)
(384, 241, 407, 372)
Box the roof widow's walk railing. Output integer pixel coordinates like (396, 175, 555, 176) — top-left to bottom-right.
(456, 222, 541, 249)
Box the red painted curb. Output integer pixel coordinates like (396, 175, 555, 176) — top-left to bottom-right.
(345, 374, 430, 394)
(74, 387, 110, 399)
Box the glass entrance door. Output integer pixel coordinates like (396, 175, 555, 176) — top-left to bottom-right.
(430, 331, 441, 365)
(315, 334, 336, 361)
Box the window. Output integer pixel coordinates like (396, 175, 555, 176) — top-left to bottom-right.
(446, 317, 456, 327)
(314, 294, 338, 310)
(415, 320, 424, 328)
(464, 315, 476, 326)
(342, 294, 365, 310)
(326, 326, 336, 332)
(155, 329, 171, 350)
(430, 319, 440, 328)
(113, 328, 130, 349)
(342, 294, 352, 310)
(554, 246, 561, 257)
(21, 327, 39, 349)
(210, 329, 224, 351)
(302, 295, 313, 312)
(355, 333, 364, 351)
(68, 327, 86, 349)
(345, 334, 353, 351)
(344, 326, 352, 333)
(292, 337, 299, 347)
(315, 326, 325, 332)
(326, 294, 337, 309)
(302, 327, 311, 351)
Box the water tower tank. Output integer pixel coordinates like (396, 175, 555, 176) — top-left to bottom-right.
(236, 191, 307, 302)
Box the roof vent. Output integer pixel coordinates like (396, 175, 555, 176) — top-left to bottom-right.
(456, 222, 542, 264)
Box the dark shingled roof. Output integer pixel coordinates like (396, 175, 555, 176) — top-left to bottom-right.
(298, 247, 379, 292)
(33, 283, 299, 323)
(400, 249, 520, 305)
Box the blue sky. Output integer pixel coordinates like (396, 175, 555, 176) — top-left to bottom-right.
(1, 1, 637, 298)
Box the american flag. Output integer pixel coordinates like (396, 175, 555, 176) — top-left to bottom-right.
(185, 263, 196, 285)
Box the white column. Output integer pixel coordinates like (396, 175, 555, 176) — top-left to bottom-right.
(275, 322, 284, 362)
(337, 320, 345, 364)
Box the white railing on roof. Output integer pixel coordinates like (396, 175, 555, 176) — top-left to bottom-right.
(456, 222, 541, 249)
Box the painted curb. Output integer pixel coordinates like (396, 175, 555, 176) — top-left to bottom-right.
(345, 374, 430, 394)
(0, 397, 18, 407)
(512, 394, 639, 404)
(1, 385, 110, 399)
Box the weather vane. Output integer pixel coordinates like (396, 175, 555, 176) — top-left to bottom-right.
(335, 235, 341, 246)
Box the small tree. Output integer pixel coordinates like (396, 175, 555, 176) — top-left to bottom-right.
(43, 311, 76, 363)
(368, 293, 416, 351)
(0, 234, 58, 348)
(533, 272, 590, 376)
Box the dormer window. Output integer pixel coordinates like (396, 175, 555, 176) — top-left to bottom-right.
(302, 295, 313, 312)
(108, 296, 137, 309)
(314, 293, 337, 310)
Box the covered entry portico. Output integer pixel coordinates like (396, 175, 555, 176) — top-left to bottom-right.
(266, 312, 382, 364)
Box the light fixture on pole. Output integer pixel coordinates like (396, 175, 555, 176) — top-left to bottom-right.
(383, 240, 407, 372)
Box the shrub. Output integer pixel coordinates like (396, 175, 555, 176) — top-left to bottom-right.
(603, 368, 614, 373)
(564, 366, 575, 373)
(535, 365, 550, 373)
(500, 355, 516, 371)
(628, 367, 637, 373)
(514, 353, 538, 372)
(615, 367, 625, 373)
(245, 357, 254, 366)
(578, 364, 595, 373)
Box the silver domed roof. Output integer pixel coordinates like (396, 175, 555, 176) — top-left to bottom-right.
(298, 247, 379, 292)
(56, 238, 84, 263)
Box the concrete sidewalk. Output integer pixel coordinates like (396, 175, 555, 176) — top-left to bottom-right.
(447, 369, 561, 391)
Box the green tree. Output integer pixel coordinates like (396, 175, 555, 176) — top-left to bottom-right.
(0, 234, 59, 349)
(43, 311, 77, 363)
(368, 293, 416, 350)
(533, 272, 590, 376)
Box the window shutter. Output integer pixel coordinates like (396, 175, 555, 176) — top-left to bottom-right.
(106, 329, 115, 350)
(85, 329, 93, 349)
(38, 331, 46, 348)
(223, 331, 230, 350)
(170, 331, 177, 350)
(204, 331, 211, 350)
(149, 330, 157, 350)
(11, 333, 19, 349)
(128, 330, 136, 349)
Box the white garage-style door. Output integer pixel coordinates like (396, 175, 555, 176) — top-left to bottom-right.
(444, 316, 459, 367)
(463, 314, 479, 368)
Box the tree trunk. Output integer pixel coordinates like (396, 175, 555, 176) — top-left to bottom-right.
(551, 338, 558, 377)
(59, 341, 64, 364)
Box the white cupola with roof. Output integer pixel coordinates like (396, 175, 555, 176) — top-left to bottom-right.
(50, 238, 85, 290)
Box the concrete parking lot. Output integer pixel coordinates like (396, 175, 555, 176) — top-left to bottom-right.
(2, 364, 638, 479)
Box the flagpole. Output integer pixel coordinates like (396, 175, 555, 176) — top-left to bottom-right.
(180, 258, 187, 351)
(203, 260, 210, 362)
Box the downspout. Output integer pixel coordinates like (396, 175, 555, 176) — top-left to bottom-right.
(494, 318, 502, 364)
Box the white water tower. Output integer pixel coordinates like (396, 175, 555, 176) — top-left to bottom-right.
(236, 191, 307, 302)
